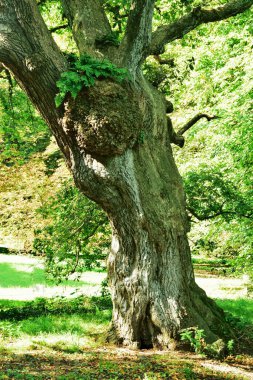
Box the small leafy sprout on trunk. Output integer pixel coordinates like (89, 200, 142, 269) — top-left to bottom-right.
(55, 54, 128, 107)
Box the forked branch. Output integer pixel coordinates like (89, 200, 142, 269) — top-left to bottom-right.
(149, 0, 253, 55)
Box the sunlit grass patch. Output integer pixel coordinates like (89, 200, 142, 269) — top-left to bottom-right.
(0, 262, 46, 288)
(0, 254, 105, 289)
(0, 309, 111, 336)
(0, 261, 98, 289)
(216, 298, 253, 324)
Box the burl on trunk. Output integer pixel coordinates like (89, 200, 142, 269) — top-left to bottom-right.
(64, 77, 226, 348)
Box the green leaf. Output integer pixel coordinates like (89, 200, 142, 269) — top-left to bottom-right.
(55, 54, 128, 106)
(55, 93, 65, 108)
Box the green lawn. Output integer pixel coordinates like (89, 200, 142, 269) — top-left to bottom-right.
(0, 254, 106, 299)
(216, 298, 253, 324)
(0, 254, 252, 380)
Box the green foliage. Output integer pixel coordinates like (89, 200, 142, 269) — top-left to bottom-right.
(182, 366, 196, 380)
(184, 168, 252, 221)
(103, 0, 131, 34)
(0, 296, 112, 322)
(180, 328, 206, 354)
(227, 339, 235, 354)
(180, 328, 236, 359)
(55, 54, 128, 107)
(0, 78, 50, 166)
(33, 180, 110, 281)
(137, 130, 146, 144)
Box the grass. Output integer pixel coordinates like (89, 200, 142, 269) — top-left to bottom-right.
(0, 262, 95, 288)
(216, 298, 253, 324)
(0, 254, 252, 379)
(0, 255, 106, 303)
(0, 262, 47, 288)
(0, 310, 111, 337)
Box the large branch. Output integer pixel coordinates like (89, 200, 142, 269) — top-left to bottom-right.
(149, 0, 253, 55)
(49, 23, 69, 34)
(0, 0, 114, 203)
(119, 0, 155, 74)
(0, 0, 67, 140)
(60, 0, 111, 56)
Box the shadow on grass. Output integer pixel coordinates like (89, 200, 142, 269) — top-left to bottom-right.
(0, 350, 235, 380)
(0, 295, 112, 322)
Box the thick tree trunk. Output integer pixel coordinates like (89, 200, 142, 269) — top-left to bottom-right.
(1, 0, 248, 351)
(105, 147, 224, 348)
(64, 77, 226, 348)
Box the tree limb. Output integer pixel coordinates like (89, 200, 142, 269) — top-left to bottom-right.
(178, 114, 217, 136)
(149, 0, 253, 55)
(119, 0, 155, 74)
(0, 0, 115, 204)
(60, 0, 111, 55)
(153, 55, 175, 66)
(170, 114, 216, 148)
(187, 206, 253, 221)
(0, 0, 67, 132)
(49, 23, 69, 33)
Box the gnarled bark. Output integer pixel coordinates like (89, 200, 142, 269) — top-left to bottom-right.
(61, 0, 111, 56)
(70, 78, 227, 348)
(0, 0, 245, 349)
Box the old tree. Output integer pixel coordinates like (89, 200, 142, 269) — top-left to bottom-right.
(0, 0, 252, 348)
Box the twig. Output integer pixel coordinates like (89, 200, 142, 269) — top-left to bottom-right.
(187, 206, 253, 221)
(178, 114, 218, 136)
(49, 24, 69, 33)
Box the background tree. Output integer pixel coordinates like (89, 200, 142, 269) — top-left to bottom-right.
(0, 0, 252, 349)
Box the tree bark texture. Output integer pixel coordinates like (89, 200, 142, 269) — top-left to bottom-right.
(66, 77, 226, 347)
(0, 0, 248, 349)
